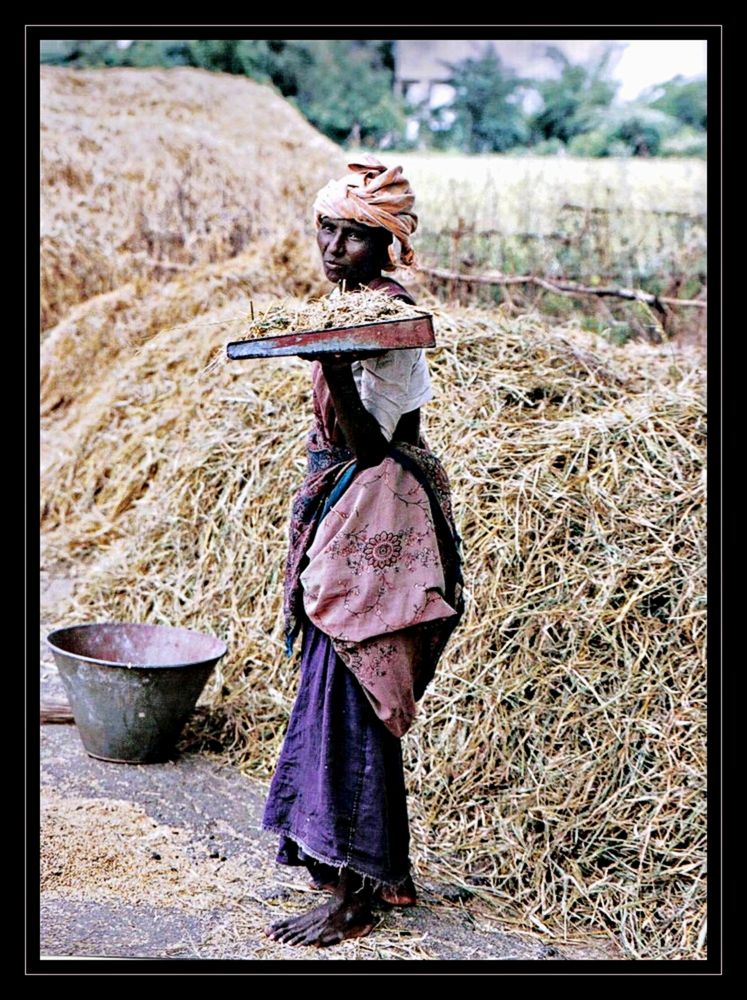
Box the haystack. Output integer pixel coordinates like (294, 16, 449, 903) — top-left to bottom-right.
(40, 65, 344, 331)
(40, 287, 706, 960)
(40, 233, 327, 419)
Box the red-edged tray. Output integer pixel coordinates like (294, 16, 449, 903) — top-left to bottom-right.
(226, 313, 435, 360)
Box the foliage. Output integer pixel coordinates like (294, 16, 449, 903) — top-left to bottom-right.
(45, 38, 405, 148)
(43, 39, 124, 66)
(41, 39, 193, 68)
(660, 127, 707, 158)
(613, 116, 664, 156)
(568, 105, 681, 157)
(642, 75, 707, 130)
(440, 46, 529, 153)
(39, 39, 706, 158)
(291, 41, 404, 146)
(528, 45, 620, 145)
(567, 128, 621, 158)
(513, 137, 566, 157)
(119, 40, 193, 67)
(183, 39, 311, 93)
(39, 40, 79, 64)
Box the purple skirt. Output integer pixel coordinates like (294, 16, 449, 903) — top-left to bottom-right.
(261, 615, 411, 888)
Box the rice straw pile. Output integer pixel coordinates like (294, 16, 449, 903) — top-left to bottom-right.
(40, 234, 327, 420)
(41, 290, 706, 960)
(40, 65, 344, 331)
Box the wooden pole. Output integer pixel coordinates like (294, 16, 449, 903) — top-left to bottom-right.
(415, 266, 707, 309)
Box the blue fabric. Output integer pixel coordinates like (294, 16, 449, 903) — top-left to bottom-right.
(320, 462, 358, 518)
(261, 616, 411, 887)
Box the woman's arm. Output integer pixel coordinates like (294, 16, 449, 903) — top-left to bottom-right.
(320, 358, 390, 468)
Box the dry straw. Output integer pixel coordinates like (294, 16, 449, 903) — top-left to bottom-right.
(40, 234, 328, 420)
(41, 287, 706, 961)
(40, 65, 344, 331)
(235, 286, 423, 339)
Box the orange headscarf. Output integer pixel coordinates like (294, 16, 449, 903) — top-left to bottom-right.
(312, 154, 418, 271)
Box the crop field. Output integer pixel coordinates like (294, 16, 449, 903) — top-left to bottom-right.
(380, 153, 707, 342)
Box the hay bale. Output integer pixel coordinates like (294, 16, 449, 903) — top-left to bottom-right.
(40, 65, 344, 330)
(40, 288, 706, 959)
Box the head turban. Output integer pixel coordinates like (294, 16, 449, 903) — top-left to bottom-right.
(312, 154, 418, 271)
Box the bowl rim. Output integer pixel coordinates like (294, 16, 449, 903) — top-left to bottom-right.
(45, 621, 228, 670)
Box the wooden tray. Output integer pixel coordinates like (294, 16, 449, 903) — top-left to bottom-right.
(226, 313, 435, 360)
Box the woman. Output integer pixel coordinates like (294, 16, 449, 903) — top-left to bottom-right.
(262, 156, 463, 947)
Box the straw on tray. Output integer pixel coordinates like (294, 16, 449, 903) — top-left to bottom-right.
(234, 287, 424, 340)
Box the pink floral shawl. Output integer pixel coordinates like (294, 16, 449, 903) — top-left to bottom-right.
(283, 359, 463, 738)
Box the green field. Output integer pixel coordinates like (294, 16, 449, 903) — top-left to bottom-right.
(370, 153, 707, 342)
(394, 153, 705, 279)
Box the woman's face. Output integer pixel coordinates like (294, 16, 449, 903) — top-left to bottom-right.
(317, 216, 390, 288)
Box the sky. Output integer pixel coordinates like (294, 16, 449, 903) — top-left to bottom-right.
(397, 38, 707, 99)
(609, 40, 707, 100)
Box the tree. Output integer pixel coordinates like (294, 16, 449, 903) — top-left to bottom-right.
(442, 46, 528, 153)
(119, 40, 193, 67)
(147, 39, 403, 146)
(40, 40, 79, 64)
(529, 45, 620, 145)
(43, 39, 193, 68)
(293, 41, 405, 147)
(568, 105, 680, 157)
(52, 39, 128, 67)
(642, 75, 707, 131)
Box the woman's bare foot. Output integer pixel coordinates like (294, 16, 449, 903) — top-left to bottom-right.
(308, 876, 338, 892)
(266, 868, 375, 947)
(308, 871, 417, 907)
(265, 895, 374, 946)
(375, 874, 417, 907)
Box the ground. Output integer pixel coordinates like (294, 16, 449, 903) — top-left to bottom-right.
(38, 564, 620, 962)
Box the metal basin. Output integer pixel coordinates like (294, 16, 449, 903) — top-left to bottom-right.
(46, 622, 228, 764)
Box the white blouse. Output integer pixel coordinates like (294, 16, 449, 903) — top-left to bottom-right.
(351, 348, 433, 441)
